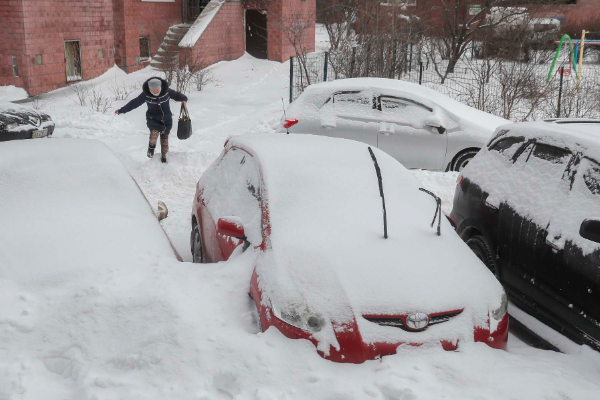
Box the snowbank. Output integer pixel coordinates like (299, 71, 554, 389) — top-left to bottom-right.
(0, 85, 28, 102)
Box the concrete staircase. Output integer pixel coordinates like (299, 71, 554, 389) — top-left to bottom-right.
(151, 24, 192, 70)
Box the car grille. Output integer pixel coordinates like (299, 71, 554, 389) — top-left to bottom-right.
(364, 310, 463, 332)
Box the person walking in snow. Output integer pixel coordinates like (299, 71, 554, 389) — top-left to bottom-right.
(115, 77, 187, 163)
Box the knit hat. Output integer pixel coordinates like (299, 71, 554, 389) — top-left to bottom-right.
(148, 78, 162, 92)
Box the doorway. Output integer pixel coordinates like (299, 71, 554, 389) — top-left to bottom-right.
(64, 41, 82, 82)
(246, 10, 267, 59)
(187, 0, 211, 23)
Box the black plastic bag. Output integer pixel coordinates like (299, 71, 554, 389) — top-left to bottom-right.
(177, 104, 192, 140)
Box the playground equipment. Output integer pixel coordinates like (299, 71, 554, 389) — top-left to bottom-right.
(549, 32, 600, 87)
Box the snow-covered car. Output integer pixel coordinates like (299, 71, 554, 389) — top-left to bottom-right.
(0, 139, 180, 281)
(450, 118, 600, 352)
(190, 133, 508, 363)
(0, 101, 55, 142)
(277, 78, 509, 171)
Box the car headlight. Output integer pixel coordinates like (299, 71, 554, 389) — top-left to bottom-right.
(4, 123, 19, 130)
(271, 300, 326, 333)
(41, 115, 52, 122)
(491, 288, 508, 321)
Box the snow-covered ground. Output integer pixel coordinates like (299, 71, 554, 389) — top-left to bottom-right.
(0, 85, 28, 102)
(2, 53, 600, 399)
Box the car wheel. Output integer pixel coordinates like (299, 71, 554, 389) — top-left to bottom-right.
(467, 235, 497, 276)
(190, 223, 204, 263)
(450, 149, 479, 172)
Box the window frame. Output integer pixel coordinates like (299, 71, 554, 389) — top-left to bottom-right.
(139, 36, 151, 61)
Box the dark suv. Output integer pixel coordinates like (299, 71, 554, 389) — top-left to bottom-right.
(450, 119, 600, 351)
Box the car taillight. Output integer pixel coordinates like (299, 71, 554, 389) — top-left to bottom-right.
(456, 175, 464, 187)
(283, 119, 298, 129)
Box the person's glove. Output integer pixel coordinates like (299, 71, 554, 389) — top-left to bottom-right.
(114, 110, 120, 115)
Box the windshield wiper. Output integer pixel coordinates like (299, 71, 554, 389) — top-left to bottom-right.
(419, 188, 442, 236)
(368, 147, 388, 239)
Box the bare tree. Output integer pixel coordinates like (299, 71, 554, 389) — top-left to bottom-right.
(419, 1, 530, 83)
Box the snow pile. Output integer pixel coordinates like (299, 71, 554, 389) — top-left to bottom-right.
(0, 85, 28, 102)
(1, 54, 599, 399)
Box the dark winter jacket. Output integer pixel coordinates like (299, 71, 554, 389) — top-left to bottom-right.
(118, 77, 188, 135)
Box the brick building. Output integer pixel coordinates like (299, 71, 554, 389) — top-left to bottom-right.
(0, 0, 315, 96)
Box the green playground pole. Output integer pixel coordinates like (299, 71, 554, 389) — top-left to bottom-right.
(548, 34, 578, 82)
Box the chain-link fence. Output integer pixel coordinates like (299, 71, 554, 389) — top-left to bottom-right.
(290, 51, 600, 121)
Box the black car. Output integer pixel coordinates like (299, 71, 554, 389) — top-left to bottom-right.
(450, 119, 600, 351)
(0, 102, 55, 142)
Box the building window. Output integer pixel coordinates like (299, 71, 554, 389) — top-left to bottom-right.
(139, 37, 150, 61)
(64, 40, 82, 82)
(35, 54, 42, 65)
(469, 4, 482, 15)
(12, 56, 18, 77)
(98, 49, 104, 59)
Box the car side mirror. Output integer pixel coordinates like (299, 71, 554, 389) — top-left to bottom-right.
(158, 201, 168, 221)
(425, 116, 446, 134)
(580, 219, 600, 243)
(320, 112, 337, 129)
(217, 216, 246, 240)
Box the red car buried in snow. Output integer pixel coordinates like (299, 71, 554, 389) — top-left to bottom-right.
(190, 134, 508, 363)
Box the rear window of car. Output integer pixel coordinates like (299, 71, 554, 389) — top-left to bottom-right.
(489, 136, 525, 159)
(531, 143, 571, 165)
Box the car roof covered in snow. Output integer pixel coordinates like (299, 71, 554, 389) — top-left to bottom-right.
(0, 139, 179, 283)
(227, 134, 503, 339)
(290, 78, 509, 134)
(494, 119, 600, 157)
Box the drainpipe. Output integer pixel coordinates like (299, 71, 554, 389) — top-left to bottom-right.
(181, 0, 185, 24)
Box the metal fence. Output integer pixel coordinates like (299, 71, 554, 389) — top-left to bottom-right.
(290, 51, 600, 121)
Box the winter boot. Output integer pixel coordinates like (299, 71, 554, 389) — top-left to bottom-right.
(161, 154, 167, 164)
(148, 130, 160, 159)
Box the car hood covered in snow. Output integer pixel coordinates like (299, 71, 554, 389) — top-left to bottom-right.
(0, 101, 52, 130)
(231, 134, 504, 346)
(285, 78, 510, 140)
(0, 139, 178, 283)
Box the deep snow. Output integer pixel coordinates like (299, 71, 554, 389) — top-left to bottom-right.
(1, 53, 600, 399)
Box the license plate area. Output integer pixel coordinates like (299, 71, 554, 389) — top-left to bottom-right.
(32, 129, 47, 138)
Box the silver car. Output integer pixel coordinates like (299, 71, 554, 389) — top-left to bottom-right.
(278, 78, 510, 171)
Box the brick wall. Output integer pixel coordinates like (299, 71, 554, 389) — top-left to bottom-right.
(185, 0, 315, 69)
(120, 0, 182, 73)
(186, 1, 246, 67)
(14, 0, 117, 95)
(1, 0, 181, 96)
(0, 0, 29, 90)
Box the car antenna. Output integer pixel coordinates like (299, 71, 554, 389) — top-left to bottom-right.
(281, 98, 289, 135)
(368, 147, 388, 239)
(418, 188, 442, 236)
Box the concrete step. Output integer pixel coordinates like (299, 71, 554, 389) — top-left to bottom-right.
(164, 37, 182, 45)
(156, 48, 179, 56)
(170, 26, 190, 35)
(161, 43, 180, 52)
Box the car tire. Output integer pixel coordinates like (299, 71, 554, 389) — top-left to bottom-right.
(467, 235, 497, 276)
(190, 223, 204, 263)
(450, 149, 479, 172)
